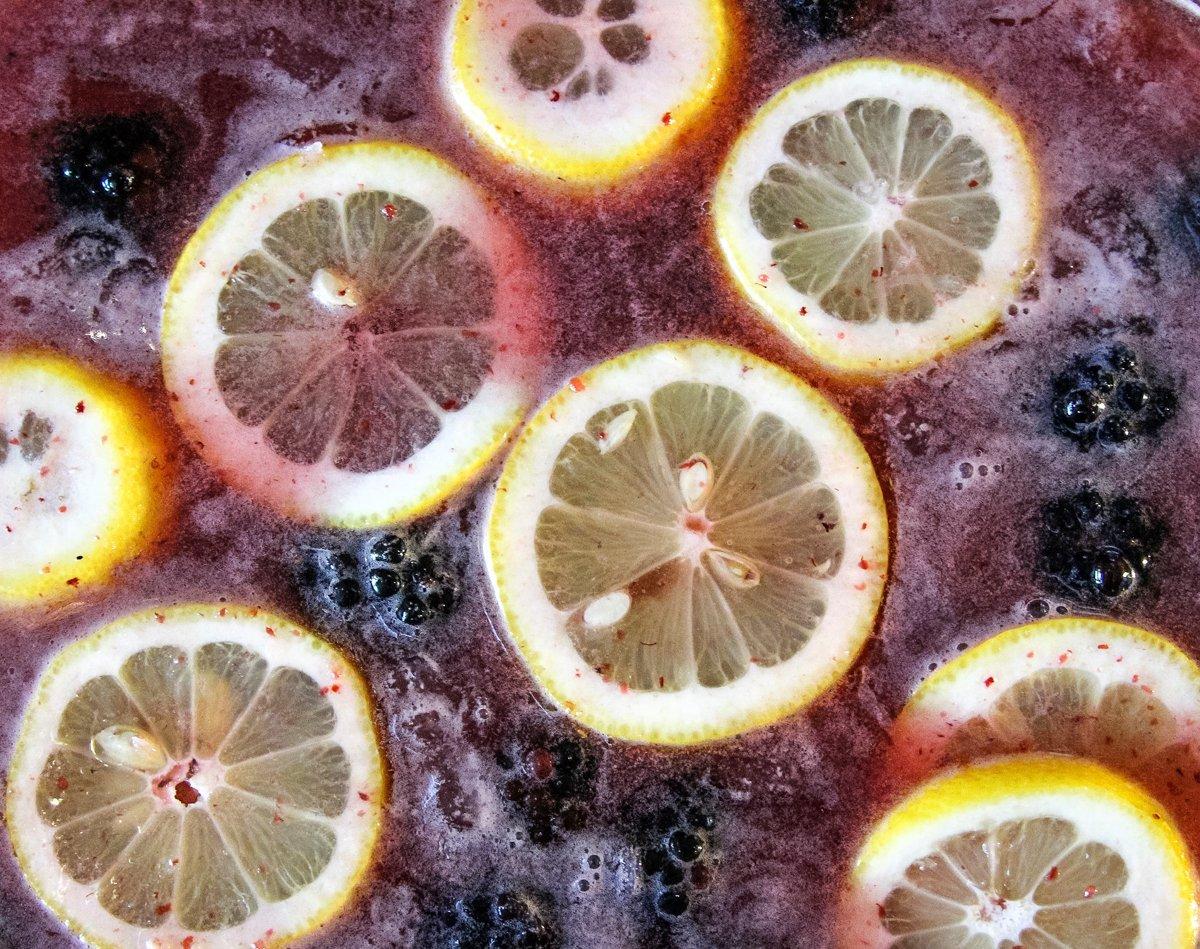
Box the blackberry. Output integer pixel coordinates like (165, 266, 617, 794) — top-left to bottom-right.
(46, 115, 175, 221)
(1049, 345, 1176, 450)
(1037, 488, 1166, 606)
(779, 0, 889, 39)
(298, 527, 459, 630)
(498, 733, 597, 845)
(431, 888, 560, 949)
(636, 786, 718, 921)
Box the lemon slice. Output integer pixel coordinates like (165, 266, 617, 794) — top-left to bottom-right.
(6, 604, 384, 948)
(844, 755, 1198, 948)
(486, 340, 887, 745)
(714, 58, 1039, 374)
(890, 617, 1200, 844)
(0, 351, 168, 607)
(162, 141, 540, 528)
(445, 0, 732, 184)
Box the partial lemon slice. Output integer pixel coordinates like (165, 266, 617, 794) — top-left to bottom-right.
(0, 351, 168, 607)
(890, 617, 1200, 846)
(714, 58, 1039, 374)
(162, 141, 541, 528)
(6, 604, 384, 948)
(486, 340, 887, 745)
(445, 0, 732, 185)
(844, 755, 1198, 948)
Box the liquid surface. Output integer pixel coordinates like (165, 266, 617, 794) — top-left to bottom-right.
(1, 0, 1200, 945)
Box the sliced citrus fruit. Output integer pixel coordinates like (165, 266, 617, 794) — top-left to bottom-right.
(486, 340, 887, 745)
(890, 617, 1200, 847)
(6, 604, 384, 948)
(844, 755, 1198, 948)
(445, 0, 732, 185)
(0, 350, 168, 607)
(714, 58, 1039, 374)
(161, 141, 541, 528)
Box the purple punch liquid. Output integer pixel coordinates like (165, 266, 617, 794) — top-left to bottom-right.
(1, 0, 1199, 945)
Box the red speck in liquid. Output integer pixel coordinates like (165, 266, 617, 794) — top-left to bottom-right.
(1046, 865, 1059, 881)
(1083, 884, 1097, 899)
(75, 401, 85, 413)
(174, 781, 200, 806)
(382, 203, 397, 220)
(531, 748, 554, 780)
(549, 89, 561, 102)
(569, 376, 586, 392)
(984, 676, 995, 687)
(661, 112, 672, 124)
(156, 903, 171, 916)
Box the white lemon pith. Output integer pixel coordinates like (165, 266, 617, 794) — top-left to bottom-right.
(446, 0, 731, 184)
(6, 605, 384, 949)
(0, 351, 167, 607)
(714, 58, 1038, 374)
(890, 618, 1200, 839)
(161, 141, 540, 528)
(487, 340, 887, 745)
(845, 755, 1198, 948)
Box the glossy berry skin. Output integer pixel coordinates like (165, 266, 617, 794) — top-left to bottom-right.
(433, 889, 560, 949)
(46, 115, 173, 221)
(498, 734, 597, 845)
(1049, 345, 1176, 450)
(637, 790, 718, 921)
(1038, 488, 1165, 606)
(300, 528, 459, 630)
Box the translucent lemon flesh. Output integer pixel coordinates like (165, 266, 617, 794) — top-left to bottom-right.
(162, 142, 537, 527)
(849, 756, 1197, 949)
(7, 605, 384, 947)
(487, 340, 887, 745)
(891, 618, 1200, 853)
(537, 379, 844, 692)
(446, 0, 732, 184)
(0, 351, 168, 606)
(715, 59, 1038, 374)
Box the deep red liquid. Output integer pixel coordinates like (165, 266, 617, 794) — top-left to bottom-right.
(1, 0, 1200, 945)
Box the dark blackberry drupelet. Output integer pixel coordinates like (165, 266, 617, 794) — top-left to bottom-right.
(46, 115, 175, 221)
(497, 733, 598, 845)
(431, 888, 560, 949)
(1049, 345, 1176, 450)
(778, 0, 890, 39)
(1037, 488, 1166, 606)
(636, 787, 719, 920)
(298, 527, 459, 629)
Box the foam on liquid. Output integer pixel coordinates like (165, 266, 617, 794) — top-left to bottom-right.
(1, 0, 1200, 944)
